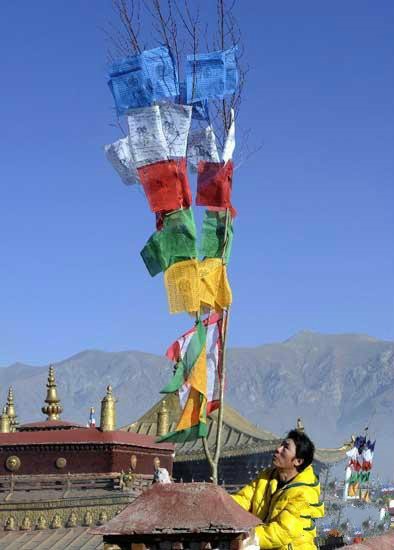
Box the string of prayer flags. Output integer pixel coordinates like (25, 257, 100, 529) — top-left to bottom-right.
(200, 210, 233, 264)
(158, 313, 223, 442)
(104, 137, 140, 185)
(158, 386, 208, 443)
(187, 126, 220, 171)
(162, 319, 206, 393)
(140, 208, 197, 277)
(164, 314, 222, 413)
(108, 46, 179, 115)
(127, 106, 168, 167)
(345, 437, 376, 498)
(185, 46, 238, 103)
(196, 160, 234, 209)
(159, 103, 192, 158)
(157, 320, 208, 443)
(138, 158, 191, 213)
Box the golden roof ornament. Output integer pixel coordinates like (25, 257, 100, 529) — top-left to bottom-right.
(0, 406, 10, 433)
(42, 365, 63, 421)
(157, 399, 169, 437)
(6, 386, 18, 431)
(100, 384, 116, 432)
(296, 417, 305, 433)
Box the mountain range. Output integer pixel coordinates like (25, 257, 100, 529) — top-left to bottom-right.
(1, 331, 393, 477)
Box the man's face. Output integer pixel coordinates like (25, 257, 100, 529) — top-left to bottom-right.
(272, 438, 302, 471)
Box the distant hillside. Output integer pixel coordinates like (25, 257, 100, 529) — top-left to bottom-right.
(1, 331, 393, 476)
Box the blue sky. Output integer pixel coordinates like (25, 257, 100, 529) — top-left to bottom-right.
(1, 2, 393, 366)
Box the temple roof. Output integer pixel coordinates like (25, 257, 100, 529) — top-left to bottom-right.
(0, 527, 102, 549)
(122, 394, 350, 465)
(0, 427, 173, 451)
(93, 483, 261, 536)
(18, 420, 87, 431)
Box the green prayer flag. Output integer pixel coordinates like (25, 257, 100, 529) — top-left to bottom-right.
(156, 421, 208, 443)
(141, 208, 197, 277)
(160, 320, 206, 393)
(200, 210, 233, 264)
(160, 362, 185, 393)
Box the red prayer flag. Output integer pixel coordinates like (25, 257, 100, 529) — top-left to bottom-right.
(138, 158, 192, 213)
(196, 160, 233, 209)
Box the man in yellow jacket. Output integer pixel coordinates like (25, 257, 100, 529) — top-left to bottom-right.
(232, 430, 324, 550)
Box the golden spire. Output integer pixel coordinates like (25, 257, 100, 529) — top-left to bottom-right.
(6, 387, 18, 431)
(0, 407, 10, 433)
(100, 385, 116, 432)
(296, 417, 305, 433)
(42, 365, 63, 421)
(157, 399, 169, 437)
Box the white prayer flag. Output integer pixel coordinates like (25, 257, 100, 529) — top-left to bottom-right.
(104, 137, 140, 185)
(222, 108, 235, 162)
(159, 103, 192, 158)
(127, 106, 168, 167)
(187, 126, 220, 170)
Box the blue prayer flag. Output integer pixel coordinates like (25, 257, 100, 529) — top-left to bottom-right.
(186, 46, 238, 103)
(108, 47, 179, 115)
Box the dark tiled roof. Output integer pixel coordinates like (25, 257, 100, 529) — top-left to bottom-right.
(93, 483, 261, 536)
(0, 527, 102, 549)
(0, 427, 174, 451)
(122, 394, 349, 464)
(18, 420, 87, 431)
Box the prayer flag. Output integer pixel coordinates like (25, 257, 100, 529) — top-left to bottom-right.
(158, 314, 223, 443)
(164, 259, 200, 314)
(199, 258, 232, 311)
(200, 210, 233, 264)
(159, 103, 192, 158)
(179, 82, 209, 121)
(222, 109, 235, 162)
(138, 159, 191, 213)
(186, 47, 238, 103)
(140, 208, 197, 277)
(163, 313, 222, 414)
(127, 106, 168, 167)
(196, 161, 234, 209)
(104, 136, 140, 185)
(108, 46, 179, 115)
(187, 126, 220, 171)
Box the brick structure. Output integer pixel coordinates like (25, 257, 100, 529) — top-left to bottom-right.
(0, 367, 174, 533)
(92, 482, 261, 550)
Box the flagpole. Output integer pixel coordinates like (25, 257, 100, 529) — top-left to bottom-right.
(202, 206, 232, 484)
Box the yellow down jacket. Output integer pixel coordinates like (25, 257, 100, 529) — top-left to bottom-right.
(232, 465, 324, 550)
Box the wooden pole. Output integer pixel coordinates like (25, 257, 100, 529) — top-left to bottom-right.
(202, 207, 232, 484)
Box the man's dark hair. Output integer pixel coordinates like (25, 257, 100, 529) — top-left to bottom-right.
(287, 429, 315, 472)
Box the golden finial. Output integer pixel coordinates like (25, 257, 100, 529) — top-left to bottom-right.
(42, 365, 63, 421)
(0, 406, 10, 433)
(6, 387, 18, 431)
(100, 385, 116, 432)
(157, 399, 169, 437)
(296, 417, 305, 433)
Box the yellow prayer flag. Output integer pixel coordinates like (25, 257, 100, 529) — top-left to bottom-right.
(199, 258, 232, 310)
(164, 259, 200, 314)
